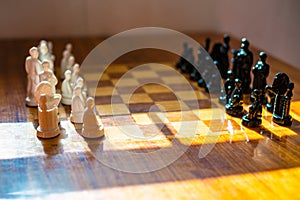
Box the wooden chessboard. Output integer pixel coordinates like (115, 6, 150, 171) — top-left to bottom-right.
(2, 60, 300, 199)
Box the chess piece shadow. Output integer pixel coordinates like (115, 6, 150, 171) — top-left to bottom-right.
(61, 104, 71, 117)
(245, 140, 259, 158)
(38, 131, 66, 156)
(289, 117, 300, 135)
(85, 135, 105, 153)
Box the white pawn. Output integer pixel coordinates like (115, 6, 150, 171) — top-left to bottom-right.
(66, 55, 75, 71)
(65, 43, 73, 56)
(25, 46, 42, 106)
(38, 41, 54, 70)
(70, 86, 85, 123)
(35, 81, 61, 138)
(60, 50, 71, 79)
(39, 60, 58, 94)
(47, 41, 55, 63)
(71, 63, 81, 87)
(61, 70, 73, 105)
(82, 97, 104, 139)
(76, 77, 88, 99)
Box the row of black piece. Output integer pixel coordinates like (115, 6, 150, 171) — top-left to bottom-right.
(176, 35, 294, 127)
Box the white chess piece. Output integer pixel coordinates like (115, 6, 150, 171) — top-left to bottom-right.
(82, 97, 104, 139)
(70, 86, 85, 123)
(47, 41, 55, 63)
(66, 55, 75, 71)
(65, 43, 73, 56)
(39, 60, 58, 94)
(25, 47, 42, 106)
(76, 77, 88, 99)
(61, 70, 73, 105)
(38, 41, 54, 70)
(71, 63, 80, 87)
(60, 50, 71, 79)
(35, 81, 61, 138)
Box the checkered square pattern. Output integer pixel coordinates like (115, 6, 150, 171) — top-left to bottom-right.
(25, 62, 299, 144)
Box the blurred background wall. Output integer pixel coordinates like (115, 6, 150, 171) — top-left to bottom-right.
(0, 0, 299, 68)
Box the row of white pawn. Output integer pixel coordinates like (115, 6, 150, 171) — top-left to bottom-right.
(25, 41, 104, 139)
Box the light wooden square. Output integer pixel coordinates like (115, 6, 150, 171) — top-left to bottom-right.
(105, 64, 129, 73)
(142, 84, 171, 93)
(104, 125, 143, 140)
(120, 93, 153, 104)
(112, 78, 140, 86)
(96, 104, 130, 115)
(93, 87, 118, 96)
(171, 120, 209, 137)
(161, 76, 190, 84)
(175, 91, 207, 100)
(131, 113, 154, 125)
(192, 108, 226, 120)
(84, 73, 109, 81)
(148, 63, 174, 71)
(131, 70, 159, 78)
(155, 100, 189, 111)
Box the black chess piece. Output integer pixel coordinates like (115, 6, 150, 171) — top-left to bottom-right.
(210, 34, 230, 80)
(231, 38, 253, 94)
(205, 61, 221, 94)
(272, 82, 294, 126)
(197, 54, 211, 88)
(190, 67, 200, 81)
(251, 52, 270, 104)
(265, 72, 290, 112)
(205, 37, 211, 52)
(181, 46, 194, 74)
(176, 42, 189, 69)
(190, 46, 204, 81)
(225, 79, 244, 117)
(242, 89, 263, 127)
(219, 34, 230, 80)
(219, 70, 235, 104)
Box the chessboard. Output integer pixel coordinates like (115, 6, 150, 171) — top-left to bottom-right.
(2, 58, 300, 199)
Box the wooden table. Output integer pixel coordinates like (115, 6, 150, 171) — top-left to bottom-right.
(0, 33, 300, 199)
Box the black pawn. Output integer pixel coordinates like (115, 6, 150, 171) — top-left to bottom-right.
(231, 38, 253, 94)
(190, 47, 203, 81)
(273, 82, 294, 126)
(197, 55, 211, 88)
(210, 34, 230, 80)
(205, 37, 211, 52)
(219, 70, 235, 105)
(205, 61, 221, 94)
(242, 89, 263, 127)
(176, 42, 189, 69)
(266, 72, 290, 112)
(181, 46, 194, 74)
(251, 52, 270, 104)
(225, 79, 244, 117)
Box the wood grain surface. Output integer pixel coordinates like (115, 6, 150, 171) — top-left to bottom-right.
(0, 33, 300, 199)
